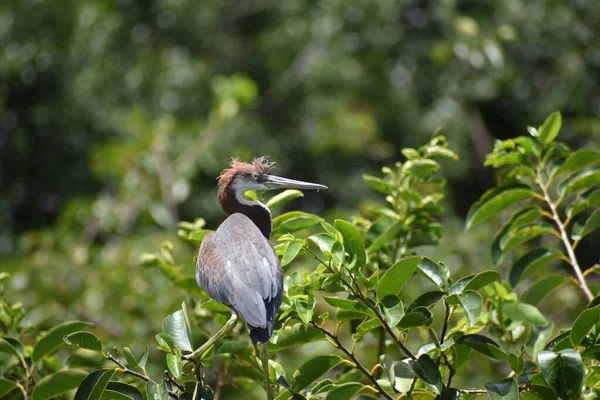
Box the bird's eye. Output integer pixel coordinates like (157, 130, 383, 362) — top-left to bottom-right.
(252, 173, 259, 180)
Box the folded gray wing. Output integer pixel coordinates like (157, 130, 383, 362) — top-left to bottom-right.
(195, 213, 282, 329)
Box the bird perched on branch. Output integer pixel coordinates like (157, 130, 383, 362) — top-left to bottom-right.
(189, 157, 326, 399)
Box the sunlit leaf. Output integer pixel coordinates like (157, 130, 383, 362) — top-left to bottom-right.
(526, 325, 553, 358)
(377, 256, 422, 301)
(162, 309, 193, 352)
(323, 297, 375, 317)
(466, 186, 535, 229)
(32, 321, 92, 363)
(380, 295, 404, 326)
(502, 302, 548, 326)
(554, 148, 600, 177)
(146, 381, 169, 400)
(63, 332, 103, 353)
(334, 220, 366, 269)
(362, 175, 390, 194)
(272, 212, 323, 236)
(449, 271, 500, 295)
(281, 240, 305, 266)
(417, 258, 450, 289)
(460, 290, 482, 327)
(537, 349, 583, 399)
(535, 111, 562, 145)
(325, 382, 364, 399)
(266, 189, 304, 210)
(166, 353, 182, 379)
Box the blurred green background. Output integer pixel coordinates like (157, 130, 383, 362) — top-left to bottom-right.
(1, 0, 600, 390)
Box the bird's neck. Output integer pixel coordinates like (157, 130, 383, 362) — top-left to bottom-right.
(220, 187, 272, 239)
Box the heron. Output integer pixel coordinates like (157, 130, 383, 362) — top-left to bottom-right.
(188, 157, 327, 399)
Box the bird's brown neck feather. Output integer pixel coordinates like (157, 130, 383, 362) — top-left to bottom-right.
(219, 186, 272, 239)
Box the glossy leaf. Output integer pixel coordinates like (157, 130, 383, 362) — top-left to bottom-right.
(555, 148, 600, 177)
(535, 111, 562, 145)
(484, 378, 518, 400)
(266, 189, 304, 210)
(406, 291, 445, 313)
(572, 208, 600, 241)
(292, 294, 315, 324)
(272, 211, 323, 235)
(105, 383, 143, 400)
(122, 347, 138, 368)
(417, 257, 450, 289)
(558, 167, 600, 197)
(32, 321, 91, 363)
(502, 302, 548, 326)
(526, 325, 553, 358)
(449, 270, 500, 295)
(281, 240, 304, 267)
(466, 187, 534, 229)
(522, 275, 567, 306)
(460, 290, 482, 327)
(457, 334, 508, 360)
(32, 370, 88, 400)
(362, 175, 390, 194)
(408, 354, 442, 395)
(537, 349, 584, 399)
(166, 353, 182, 379)
(380, 295, 404, 326)
(377, 256, 421, 301)
(269, 324, 325, 351)
(74, 369, 116, 400)
(63, 331, 103, 353)
(356, 318, 382, 335)
(323, 297, 375, 317)
(162, 309, 193, 352)
(334, 220, 366, 269)
(398, 307, 433, 329)
(291, 355, 343, 392)
(146, 381, 169, 400)
(570, 304, 600, 346)
(510, 249, 563, 287)
(308, 233, 336, 254)
(325, 383, 364, 399)
(499, 224, 557, 254)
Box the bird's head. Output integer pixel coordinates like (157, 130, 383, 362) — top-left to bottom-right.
(218, 157, 327, 200)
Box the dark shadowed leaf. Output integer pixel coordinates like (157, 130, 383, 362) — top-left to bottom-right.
(526, 325, 553, 358)
(325, 382, 364, 399)
(0, 338, 22, 359)
(0, 379, 17, 398)
(484, 378, 518, 400)
(570, 304, 600, 346)
(266, 189, 304, 210)
(74, 369, 116, 400)
(32, 370, 88, 400)
(63, 332, 103, 353)
(32, 321, 92, 363)
(522, 275, 567, 306)
(499, 224, 557, 254)
(535, 111, 562, 145)
(571, 208, 600, 241)
(460, 290, 482, 327)
(457, 335, 508, 360)
(122, 347, 138, 368)
(323, 297, 375, 317)
(377, 256, 422, 301)
(398, 307, 433, 329)
(558, 167, 600, 197)
(291, 355, 343, 392)
(406, 291, 445, 313)
(162, 309, 193, 352)
(510, 249, 563, 287)
(367, 219, 404, 253)
(554, 148, 600, 177)
(537, 349, 583, 399)
(269, 324, 325, 351)
(105, 383, 143, 400)
(449, 271, 500, 295)
(408, 354, 442, 394)
(502, 302, 548, 326)
(466, 187, 534, 229)
(334, 220, 366, 269)
(215, 340, 250, 355)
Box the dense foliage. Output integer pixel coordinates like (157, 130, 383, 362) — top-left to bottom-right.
(1, 115, 599, 399)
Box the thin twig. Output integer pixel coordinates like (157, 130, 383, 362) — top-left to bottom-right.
(106, 352, 155, 383)
(537, 172, 593, 301)
(311, 323, 395, 400)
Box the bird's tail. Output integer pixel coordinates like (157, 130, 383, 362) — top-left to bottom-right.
(249, 293, 282, 344)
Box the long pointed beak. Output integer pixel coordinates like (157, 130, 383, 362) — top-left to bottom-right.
(264, 175, 328, 190)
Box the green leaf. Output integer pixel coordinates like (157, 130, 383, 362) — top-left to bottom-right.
(536, 111, 562, 145)
(266, 189, 304, 210)
(0, 338, 22, 359)
(74, 369, 116, 400)
(162, 309, 193, 352)
(406, 291, 445, 313)
(510, 249, 563, 287)
(408, 354, 442, 395)
(187, 229, 211, 243)
(215, 340, 250, 355)
(166, 353, 182, 379)
(456, 334, 508, 360)
(292, 294, 316, 324)
(32, 370, 88, 400)
(460, 290, 482, 327)
(554, 148, 600, 177)
(570, 304, 600, 346)
(417, 258, 450, 289)
(32, 321, 92, 363)
(356, 318, 382, 335)
(499, 224, 557, 254)
(105, 383, 143, 400)
(377, 256, 422, 301)
(502, 302, 548, 326)
(449, 270, 500, 295)
(0, 379, 17, 398)
(484, 378, 518, 400)
(325, 383, 364, 400)
(308, 233, 336, 254)
(323, 297, 375, 317)
(269, 324, 325, 351)
(367, 219, 404, 253)
(537, 349, 584, 399)
(572, 208, 600, 241)
(63, 332, 103, 353)
(122, 347, 138, 368)
(522, 275, 567, 306)
(281, 240, 304, 267)
(272, 211, 323, 235)
(491, 207, 543, 265)
(363, 175, 390, 194)
(145, 381, 169, 400)
(397, 307, 433, 329)
(334, 220, 366, 269)
(558, 167, 600, 197)
(380, 295, 404, 326)
(526, 325, 554, 358)
(101, 390, 131, 400)
(291, 355, 343, 392)
(466, 187, 534, 229)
